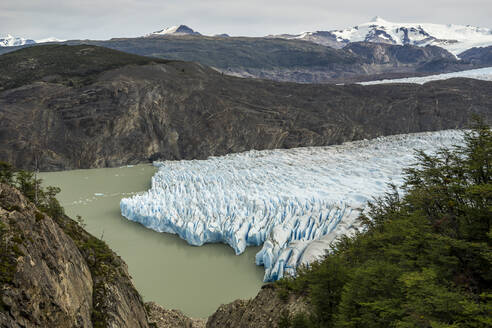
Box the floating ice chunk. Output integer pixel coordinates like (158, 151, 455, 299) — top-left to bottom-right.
(121, 130, 464, 281)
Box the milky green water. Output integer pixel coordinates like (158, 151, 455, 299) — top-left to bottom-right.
(40, 164, 264, 318)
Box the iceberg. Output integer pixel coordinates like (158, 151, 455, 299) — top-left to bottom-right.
(120, 130, 464, 281)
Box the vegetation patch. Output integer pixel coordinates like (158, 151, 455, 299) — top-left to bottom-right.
(0, 44, 170, 91)
(277, 122, 491, 328)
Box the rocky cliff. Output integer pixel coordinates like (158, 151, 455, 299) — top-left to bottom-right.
(1, 45, 491, 171)
(0, 182, 149, 327)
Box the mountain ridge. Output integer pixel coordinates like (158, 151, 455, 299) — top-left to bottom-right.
(0, 45, 491, 171)
(268, 17, 492, 55)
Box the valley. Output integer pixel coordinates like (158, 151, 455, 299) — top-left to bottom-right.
(1, 45, 491, 172)
(0, 9, 491, 327)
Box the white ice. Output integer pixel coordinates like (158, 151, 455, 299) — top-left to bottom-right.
(360, 67, 492, 85)
(120, 130, 464, 281)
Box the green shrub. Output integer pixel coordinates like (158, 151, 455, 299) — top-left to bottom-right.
(277, 122, 492, 327)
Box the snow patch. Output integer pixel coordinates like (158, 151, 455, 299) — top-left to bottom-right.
(0, 34, 64, 47)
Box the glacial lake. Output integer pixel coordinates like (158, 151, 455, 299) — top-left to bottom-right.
(40, 164, 264, 318)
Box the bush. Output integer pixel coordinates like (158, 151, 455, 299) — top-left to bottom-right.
(0, 162, 14, 184)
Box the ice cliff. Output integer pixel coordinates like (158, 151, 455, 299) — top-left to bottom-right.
(121, 130, 464, 281)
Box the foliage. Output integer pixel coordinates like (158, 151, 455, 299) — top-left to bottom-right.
(277, 122, 491, 327)
(12, 170, 65, 219)
(0, 162, 14, 184)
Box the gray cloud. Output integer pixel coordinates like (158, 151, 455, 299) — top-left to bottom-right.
(0, 0, 490, 40)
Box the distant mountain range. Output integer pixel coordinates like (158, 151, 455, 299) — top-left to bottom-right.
(1, 18, 491, 85)
(3, 17, 492, 55)
(0, 34, 63, 47)
(147, 19, 492, 55)
(1, 44, 491, 171)
(0, 34, 36, 47)
(268, 17, 492, 55)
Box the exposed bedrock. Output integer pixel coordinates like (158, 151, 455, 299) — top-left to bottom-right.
(0, 183, 149, 327)
(1, 59, 491, 171)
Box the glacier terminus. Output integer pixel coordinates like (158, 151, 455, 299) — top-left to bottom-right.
(120, 130, 464, 281)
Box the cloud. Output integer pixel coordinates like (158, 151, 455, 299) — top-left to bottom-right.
(0, 0, 490, 40)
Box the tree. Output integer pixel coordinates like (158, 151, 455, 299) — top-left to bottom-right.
(278, 123, 492, 328)
(0, 161, 15, 184)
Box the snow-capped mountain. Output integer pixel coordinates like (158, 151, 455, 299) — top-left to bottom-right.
(0, 34, 36, 47)
(0, 34, 64, 47)
(36, 36, 64, 43)
(150, 25, 201, 36)
(267, 31, 343, 48)
(270, 17, 492, 55)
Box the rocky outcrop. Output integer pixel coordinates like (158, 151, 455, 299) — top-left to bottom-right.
(0, 183, 149, 327)
(1, 45, 491, 171)
(459, 46, 492, 66)
(207, 284, 309, 328)
(0, 184, 93, 327)
(146, 302, 205, 328)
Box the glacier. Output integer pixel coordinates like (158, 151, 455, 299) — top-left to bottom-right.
(269, 16, 492, 55)
(331, 16, 492, 55)
(120, 130, 464, 281)
(360, 67, 492, 85)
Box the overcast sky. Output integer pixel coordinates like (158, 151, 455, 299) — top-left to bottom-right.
(1, 0, 491, 40)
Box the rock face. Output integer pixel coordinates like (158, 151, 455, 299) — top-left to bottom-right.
(207, 284, 308, 328)
(0, 36, 479, 84)
(0, 183, 149, 327)
(0, 184, 93, 327)
(0, 45, 491, 171)
(459, 46, 492, 67)
(146, 302, 206, 328)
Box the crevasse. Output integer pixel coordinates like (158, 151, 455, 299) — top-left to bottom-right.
(120, 130, 464, 281)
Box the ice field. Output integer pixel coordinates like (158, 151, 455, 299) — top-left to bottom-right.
(361, 67, 492, 85)
(121, 130, 464, 281)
